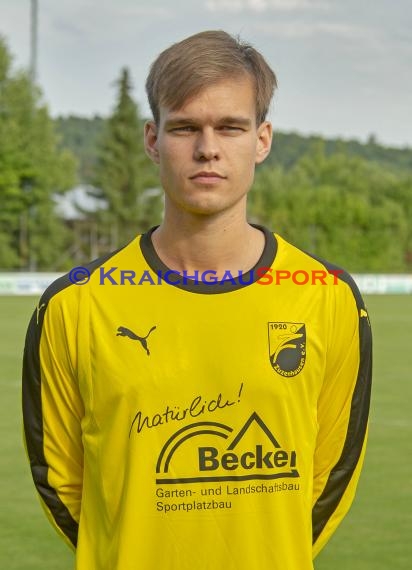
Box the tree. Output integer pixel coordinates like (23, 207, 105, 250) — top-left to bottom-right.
(54, 114, 106, 183)
(0, 36, 77, 270)
(94, 68, 161, 249)
(249, 143, 411, 272)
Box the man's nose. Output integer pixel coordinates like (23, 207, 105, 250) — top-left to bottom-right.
(193, 128, 220, 161)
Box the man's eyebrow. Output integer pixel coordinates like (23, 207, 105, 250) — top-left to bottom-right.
(216, 116, 252, 127)
(164, 117, 198, 128)
(164, 116, 252, 128)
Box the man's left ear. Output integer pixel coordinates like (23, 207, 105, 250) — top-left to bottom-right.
(144, 120, 160, 164)
(255, 121, 273, 165)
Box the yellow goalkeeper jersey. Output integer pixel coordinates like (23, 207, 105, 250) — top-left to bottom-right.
(22, 226, 372, 570)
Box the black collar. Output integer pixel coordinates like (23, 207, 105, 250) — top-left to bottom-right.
(140, 225, 277, 294)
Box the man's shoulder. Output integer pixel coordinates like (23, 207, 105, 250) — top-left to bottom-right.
(39, 236, 142, 308)
(274, 232, 364, 309)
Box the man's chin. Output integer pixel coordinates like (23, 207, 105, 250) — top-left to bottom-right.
(182, 197, 246, 218)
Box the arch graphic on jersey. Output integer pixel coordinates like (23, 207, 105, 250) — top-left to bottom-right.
(156, 421, 233, 473)
(268, 322, 306, 377)
(156, 412, 299, 484)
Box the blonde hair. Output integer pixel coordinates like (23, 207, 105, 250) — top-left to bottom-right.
(146, 30, 277, 125)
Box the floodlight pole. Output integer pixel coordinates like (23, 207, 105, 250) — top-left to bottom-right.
(26, 0, 38, 270)
(30, 0, 38, 83)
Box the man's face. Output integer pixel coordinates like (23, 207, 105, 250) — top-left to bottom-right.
(144, 75, 272, 218)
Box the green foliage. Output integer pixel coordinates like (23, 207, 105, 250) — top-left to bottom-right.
(249, 141, 412, 272)
(268, 131, 412, 174)
(0, 36, 77, 270)
(93, 67, 161, 249)
(54, 115, 105, 182)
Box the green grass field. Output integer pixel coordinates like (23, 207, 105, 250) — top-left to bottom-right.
(0, 295, 411, 569)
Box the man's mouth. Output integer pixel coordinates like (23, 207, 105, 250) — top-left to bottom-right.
(190, 171, 226, 184)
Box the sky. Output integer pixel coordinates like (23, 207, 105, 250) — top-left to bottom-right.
(1, 0, 411, 148)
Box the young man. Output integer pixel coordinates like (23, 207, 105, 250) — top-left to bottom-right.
(22, 31, 372, 569)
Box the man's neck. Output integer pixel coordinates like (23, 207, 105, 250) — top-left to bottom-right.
(151, 208, 265, 278)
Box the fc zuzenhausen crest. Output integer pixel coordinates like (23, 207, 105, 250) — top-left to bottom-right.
(268, 322, 306, 377)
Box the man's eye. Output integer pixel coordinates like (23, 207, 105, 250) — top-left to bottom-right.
(172, 126, 196, 132)
(219, 126, 243, 132)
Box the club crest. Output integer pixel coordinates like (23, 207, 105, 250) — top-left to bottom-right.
(268, 322, 306, 377)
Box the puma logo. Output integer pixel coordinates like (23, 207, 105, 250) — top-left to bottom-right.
(116, 325, 157, 356)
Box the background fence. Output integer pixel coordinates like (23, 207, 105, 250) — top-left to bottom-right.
(1, 272, 412, 296)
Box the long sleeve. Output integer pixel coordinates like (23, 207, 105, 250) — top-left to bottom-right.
(312, 272, 372, 557)
(22, 284, 84, 549)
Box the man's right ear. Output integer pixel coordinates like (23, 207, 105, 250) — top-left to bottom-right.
(144, 120, 160, 164)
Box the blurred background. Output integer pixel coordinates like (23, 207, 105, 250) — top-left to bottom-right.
(1, 0, 411, 269)
(0, 1, 411, 569)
